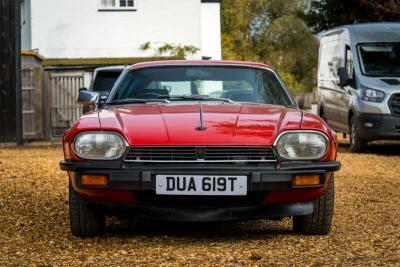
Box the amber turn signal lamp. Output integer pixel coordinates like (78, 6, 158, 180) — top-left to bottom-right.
(292, 174, 320, 186)
(81, 174, 108, 186)
(63, 142, 72, 160)
(329, 143, 337, 160)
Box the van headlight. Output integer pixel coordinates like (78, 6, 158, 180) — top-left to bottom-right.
(274, 131, 329, 160)
(73, 131, 127, 160)
(361, 85, 385, 102)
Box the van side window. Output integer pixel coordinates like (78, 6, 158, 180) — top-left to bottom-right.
(319, 41, 343, 80)
(319, 43, 330, 78)
(345, 46, 355, 87)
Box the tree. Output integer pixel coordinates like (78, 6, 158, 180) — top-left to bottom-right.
(260, 15, 318, 91)
(302, 0, 400, 33)
(221, 0, 318, 93)
(139, 42, 199, 59)
(221, 0, 269, 61)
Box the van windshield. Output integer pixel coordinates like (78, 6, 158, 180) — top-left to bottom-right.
(357, 42, 400, 77)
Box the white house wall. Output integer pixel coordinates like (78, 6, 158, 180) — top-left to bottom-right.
(30, 0, 210, 59)
(21, 0, 32, 50)
(200, 2, 221, 60)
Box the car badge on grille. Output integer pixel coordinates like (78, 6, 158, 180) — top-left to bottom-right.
(195, 147, 206, 159)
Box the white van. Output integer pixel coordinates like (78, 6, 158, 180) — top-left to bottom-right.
(317, 23, 400, 152)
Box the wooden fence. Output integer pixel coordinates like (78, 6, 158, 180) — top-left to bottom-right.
(21, 67, 44, 139)
(48, 72, 84, 137)
(293, 91, 317, 110)
(20, 68, 86, 140)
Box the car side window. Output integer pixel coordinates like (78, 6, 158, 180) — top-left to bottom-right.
(260, 70, 292, 106)
(92, 71, 122, 92)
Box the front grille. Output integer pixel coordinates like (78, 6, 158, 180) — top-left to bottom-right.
(389, 94, 400, 116)
(124, 146, 276, 162)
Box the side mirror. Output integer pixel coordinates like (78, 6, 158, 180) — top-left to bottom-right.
(337, 67, 350, 88)
(79, 87, 88, 92)
(77, 90, 99, 106)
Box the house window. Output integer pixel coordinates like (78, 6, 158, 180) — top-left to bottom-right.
(120, 0, 134, 7)
(99, 0, 136, 10)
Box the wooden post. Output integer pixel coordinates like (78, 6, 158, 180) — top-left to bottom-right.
(34, 67, 43, 139)
(0, 0, 22, 144)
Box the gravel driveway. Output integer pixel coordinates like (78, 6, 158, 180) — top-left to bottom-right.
(0, 141, 399, 266)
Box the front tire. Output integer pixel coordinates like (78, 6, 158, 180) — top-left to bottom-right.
(349, 117, 367, 153)
(69, 183, 106, 237)
(293, 176, 334, 235)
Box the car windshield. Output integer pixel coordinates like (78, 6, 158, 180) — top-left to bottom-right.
(110, 66, 294, 106)
(92, 70, 123, 92)
(357, 42, 400, 77)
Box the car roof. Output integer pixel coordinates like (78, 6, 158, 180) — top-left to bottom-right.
(323, 22, 400, 43)
(129, 60, 273, 70)
(94, 65, 126, 72)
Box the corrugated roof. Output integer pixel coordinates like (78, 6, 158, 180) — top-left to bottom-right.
(21, 50, 45, 61)
(42, 56, 181, 66)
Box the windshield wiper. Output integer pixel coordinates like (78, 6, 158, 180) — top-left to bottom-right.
(107, 98, 170, 105)
(159, 95, 234, 103)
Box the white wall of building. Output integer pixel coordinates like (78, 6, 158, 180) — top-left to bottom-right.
(21, 0, 32, 50)
(201, 2, 221, 60)
(29, 0, 222, 59)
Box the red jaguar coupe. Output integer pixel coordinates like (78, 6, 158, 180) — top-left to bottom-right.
(60, 60, 340, 237)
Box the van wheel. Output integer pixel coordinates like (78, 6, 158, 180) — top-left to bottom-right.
(293, 176, 334, 235)
(69, 183, 106, 237)
(349, 117, 367, 153)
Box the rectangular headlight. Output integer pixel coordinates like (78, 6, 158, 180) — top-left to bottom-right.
(73, 131, 127, 160)
(274, 131, 329, 160)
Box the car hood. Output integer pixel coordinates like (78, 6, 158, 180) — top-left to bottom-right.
(98, 103, 302, 146)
